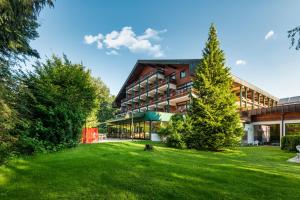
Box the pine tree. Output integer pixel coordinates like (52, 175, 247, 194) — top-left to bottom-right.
(187, 24, 243, 151)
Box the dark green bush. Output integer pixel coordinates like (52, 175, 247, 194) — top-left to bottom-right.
(14, 136, 47, 155)
(281, 135, 300, 152)
(166, 133, 184, 149)
(0, 133, 17, 164)
(157, 114, 188, 149)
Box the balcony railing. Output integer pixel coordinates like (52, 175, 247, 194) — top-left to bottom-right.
(245, 103, 300, 116)
(126, 69, 165, 91)
(121, 79, 177, 104)
(119, 88, 191, 114)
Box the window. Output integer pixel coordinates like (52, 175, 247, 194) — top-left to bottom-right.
(171, 74, 176, 80)
(180, 70, 186, 78)
(286, 123, 300, 135)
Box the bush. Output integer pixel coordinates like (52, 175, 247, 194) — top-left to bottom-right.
(157, 125, 172, 142)
(281, 135, 300, 152)
(157, 114, 188, 149)
(0, 133, 17, 164)
(166, 133, 184, 149)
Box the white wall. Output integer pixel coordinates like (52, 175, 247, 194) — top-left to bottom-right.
(151, 133, 161, 141)
(244, 124, 254, 144)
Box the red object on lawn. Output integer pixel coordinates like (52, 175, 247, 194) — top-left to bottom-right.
(82, 128, 99, 143)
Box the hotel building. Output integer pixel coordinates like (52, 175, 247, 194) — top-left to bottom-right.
(105, 59, 300, 144)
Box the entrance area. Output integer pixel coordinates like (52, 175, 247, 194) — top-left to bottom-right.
(253, 124, 280, 145)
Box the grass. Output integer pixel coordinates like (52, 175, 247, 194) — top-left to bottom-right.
(1, 142, 300, 200)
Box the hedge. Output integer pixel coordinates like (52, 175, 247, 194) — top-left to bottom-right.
(281, 135, 300, 152)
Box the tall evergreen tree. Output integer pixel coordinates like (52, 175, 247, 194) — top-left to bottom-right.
(186, 24, 243, 151)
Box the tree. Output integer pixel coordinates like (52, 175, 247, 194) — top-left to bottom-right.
(0, 0, 53, 161)
(0, 0, 54, 62)
(288, 26, 300, 50)
(85, 78, 115, 128)
(97, 95, 117, 133)
(186, 24, 243, 151)
(14, 55, 99, 151)
(0, 0, 53, 131)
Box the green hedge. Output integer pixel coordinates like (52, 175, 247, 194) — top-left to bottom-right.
(281, 135, 300, 152)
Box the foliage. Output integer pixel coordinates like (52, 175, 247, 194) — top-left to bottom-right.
(83, 78, 114, 130)
(158, 114, 189, 149)
(97, 94, 117, 132)
(0, 0, 53, 163)
(0, 144, 300, 199)
(0, 61, 18, 133)
(187, 24, 243, 151)
(281, 135, 300, 152)
(0, 0, 54, 61)
(13, 55, 99, 152)
(166, 133, 185, 149)
(288, 26, 300, 50)
(0, 132, 17, 164)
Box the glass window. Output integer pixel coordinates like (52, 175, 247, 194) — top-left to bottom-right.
(151, 121, 161, 133)
(285, 123, 300, 135)
(180, 70, 186, 78)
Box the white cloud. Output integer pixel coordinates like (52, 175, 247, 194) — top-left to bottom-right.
(265, 30, 275, 40)
(84, 27, 167, 57)
(106, 50, 119, 56)
(235, 59, 246, 66)
(84, 34, 103, 49)
(138, 28, 167, 40)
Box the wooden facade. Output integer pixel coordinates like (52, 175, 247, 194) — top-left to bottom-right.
(114, 59, 279, 118)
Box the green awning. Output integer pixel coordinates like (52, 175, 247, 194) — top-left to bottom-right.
(106, 111, 174, 125)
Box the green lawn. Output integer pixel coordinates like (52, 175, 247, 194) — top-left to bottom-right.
(1, 142, 300, 200)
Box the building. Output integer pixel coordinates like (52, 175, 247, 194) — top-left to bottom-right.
(243, 96, 300, 145)
(106, 59, 282, 141)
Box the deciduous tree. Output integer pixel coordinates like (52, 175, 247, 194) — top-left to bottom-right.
(14, 55, 99, 150)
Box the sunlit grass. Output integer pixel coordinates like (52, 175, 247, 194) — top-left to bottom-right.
(1, 142, 300, 199)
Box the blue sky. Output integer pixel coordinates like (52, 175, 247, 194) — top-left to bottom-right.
(30, 0, 300, 98)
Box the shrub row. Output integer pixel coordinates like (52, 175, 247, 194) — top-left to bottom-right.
(281, 135, 300, 152)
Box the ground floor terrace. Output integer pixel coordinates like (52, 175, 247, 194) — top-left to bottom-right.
(106, 103, 300, 145)
(105, 111, 174, 141)
(243, 103, 300, 145)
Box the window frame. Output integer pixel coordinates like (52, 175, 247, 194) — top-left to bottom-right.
(180, 70, 186, 79)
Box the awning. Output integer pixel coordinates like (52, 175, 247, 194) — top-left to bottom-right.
(105, 111, 174, 125)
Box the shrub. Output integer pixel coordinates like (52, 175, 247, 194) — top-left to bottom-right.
(166, 133, 184, 149)
(157, 114, 188, 149)
(157, 125, 172, 142)
(0, 133, 17, 164)
(281, 135, 300, 152)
